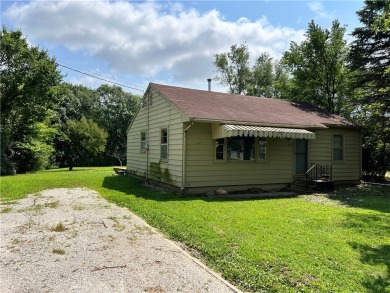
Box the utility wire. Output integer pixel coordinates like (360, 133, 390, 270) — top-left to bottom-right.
(59, 62, 144, 89)
(57, 63, 145, 92)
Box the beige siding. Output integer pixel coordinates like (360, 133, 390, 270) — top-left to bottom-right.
(127, 88, 187, 187)
(128, 91, 361, 189)
(185, 123, 294, 188)
(310, 128, 361, 182)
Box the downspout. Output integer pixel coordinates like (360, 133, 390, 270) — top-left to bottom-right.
(181, 121, 193, 193)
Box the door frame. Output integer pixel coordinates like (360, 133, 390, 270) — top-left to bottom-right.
(295, 139, 308, 175)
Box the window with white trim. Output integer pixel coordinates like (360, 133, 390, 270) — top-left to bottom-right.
(333, 134, 344, 160)
(140, 131, 146, 150)
(227, 136, 255, 161)
(160, 129, 168, 160)
(258, 138, 267, 160)
(215, 138, 225, 160)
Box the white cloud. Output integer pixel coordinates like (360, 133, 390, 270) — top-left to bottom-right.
(5, 0, 305, 87)
(308, 2, 334, 20)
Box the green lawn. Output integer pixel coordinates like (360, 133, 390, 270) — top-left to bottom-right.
(1, 167, 389, 292)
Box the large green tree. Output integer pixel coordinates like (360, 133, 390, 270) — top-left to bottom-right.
(246, 53, 275, 98)
(0, 27, 62, 174)
(60, 118, 107, 171)
(214, 43, 251, 95)
(96, 84, 140, 166)
(282, 20, 351, 115)
(273, 61, 291, 99)
(349, 0, 390, 181)
(214, 45, 290, 98)
(53, 83, 101, 124)
(52, 83, 140, 167)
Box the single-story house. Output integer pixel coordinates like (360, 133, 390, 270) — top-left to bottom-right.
(127, 82, 361, 194)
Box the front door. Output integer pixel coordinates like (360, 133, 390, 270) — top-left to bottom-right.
(295, 139, 308, 174)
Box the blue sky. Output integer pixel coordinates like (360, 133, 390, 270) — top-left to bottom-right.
(2, 0, 364, 95)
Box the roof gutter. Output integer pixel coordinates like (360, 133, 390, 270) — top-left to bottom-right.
(181, 121, 193, 193)
(188, 118, 328, 130)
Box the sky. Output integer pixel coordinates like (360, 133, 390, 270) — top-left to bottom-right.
(1, 0, 364, 95)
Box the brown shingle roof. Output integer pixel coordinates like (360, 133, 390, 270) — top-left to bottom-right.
(151, 83, 357, 129)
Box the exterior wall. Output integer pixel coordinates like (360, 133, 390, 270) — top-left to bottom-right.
(128, 92, 361, 191)
(126, 87, 187, 187)
(310, 128, 361, 182)
(185, 123, 294, 189)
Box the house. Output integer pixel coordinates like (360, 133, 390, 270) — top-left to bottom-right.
(126, 82, 361, 194)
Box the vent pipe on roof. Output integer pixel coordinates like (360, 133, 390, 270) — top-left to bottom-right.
(207, 78, 212, 91)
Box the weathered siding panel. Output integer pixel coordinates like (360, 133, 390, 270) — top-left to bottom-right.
(126, 105, 148, 177)
(311, 128, 361, 182)
(127, 88, 186, 187)
(185, 123, 294, 188)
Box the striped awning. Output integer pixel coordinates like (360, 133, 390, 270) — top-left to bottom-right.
(212, 124, 316, 140)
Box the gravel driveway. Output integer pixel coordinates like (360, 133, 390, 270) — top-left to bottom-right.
(0, 188, 240, 293)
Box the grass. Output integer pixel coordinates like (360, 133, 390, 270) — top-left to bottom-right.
(1, 167, 389, 292)
(49, 222, 68, 232)
(52, 248, 65, 255)
(0, 207, 13, 213)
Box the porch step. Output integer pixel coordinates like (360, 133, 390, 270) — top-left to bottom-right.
(288, 182, 314, 194)
(312, 180, 335, 192)
(289, 179, 335, 194)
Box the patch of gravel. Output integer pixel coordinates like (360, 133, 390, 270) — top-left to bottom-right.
(0, 188, 240, 293)
(299, 194, 344, 207)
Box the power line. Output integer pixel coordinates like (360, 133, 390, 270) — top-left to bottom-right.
(59, 62, 144, 89)
(57, 63, 145, 92)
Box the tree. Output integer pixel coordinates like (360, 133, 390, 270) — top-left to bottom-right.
(13, 112, 59, 173)
(246, 53, 275, 98)
(214, 43, 251, 95)
(214, 44, 290, 98)
(0, 26, 62, 174)
(373, 1, 390, 32)
(53, 83, 101, 123)
(273, 61, 291, 99)
(52, 83, 105, 167)
(96, 85, 140, 166)
(349, 0, 390, 181)
(282, 20, 351, 115)
(60, 118, 107, 171)
(52, 83, 140, 167)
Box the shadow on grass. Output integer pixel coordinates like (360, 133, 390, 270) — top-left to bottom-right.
(101, 175, 295, 203)
(326, 185, 390, 213)
(46, 168, 96, 172)
(349, 242, 390, 292)
(344, 212, 390, 233)
(101, 175, 199, 202)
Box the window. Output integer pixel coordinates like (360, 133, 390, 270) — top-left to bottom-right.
(258, 138, 267, 160)
(227, 137, 255, 160)
(140, 132, 146, 150)
(333, 134, 344, 160)
(160, 129, 168, 160)
(215, 138, 225, 160)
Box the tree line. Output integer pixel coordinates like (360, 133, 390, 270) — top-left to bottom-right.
(1, 27, 140, 175)
(1, 0, 388, 181)
(214, 1, 389, 181)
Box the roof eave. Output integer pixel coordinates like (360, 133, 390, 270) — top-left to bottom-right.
(189, 117, 328, 130)
(126, 84, 152, 133)
(150, 83, 191, 122)
(322, 123, 361, 129)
